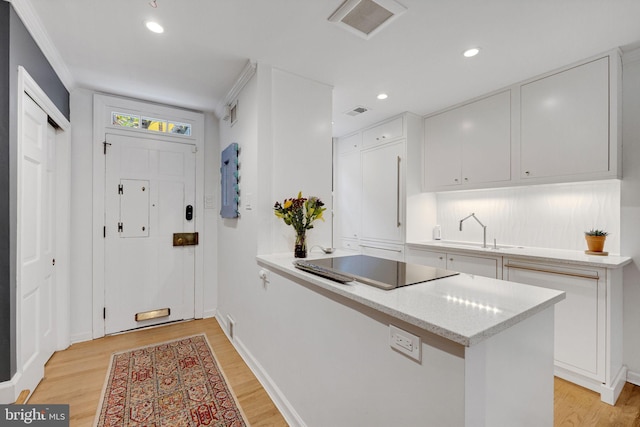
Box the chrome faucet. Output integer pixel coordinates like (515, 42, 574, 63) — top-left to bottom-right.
(459, 213, 487, 248)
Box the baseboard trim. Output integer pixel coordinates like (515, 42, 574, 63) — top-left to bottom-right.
(627, 369, 640, 386)
(203, 309, 217, 319)
(70, 331, 93, 344)
(213, 311, 305, 427)
(600, 365, 628, 405)
(555, 365, 628, 405)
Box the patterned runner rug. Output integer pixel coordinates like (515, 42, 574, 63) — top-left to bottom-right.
(94, 334, 249, 427)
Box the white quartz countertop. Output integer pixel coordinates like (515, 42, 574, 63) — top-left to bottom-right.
(406, 241, 632, 268)
(257, 252, 565, 347)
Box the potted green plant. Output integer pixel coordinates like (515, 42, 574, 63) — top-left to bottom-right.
(585, 229, 609, 253)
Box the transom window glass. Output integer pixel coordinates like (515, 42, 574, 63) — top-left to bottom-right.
(112, 111, 192, 136)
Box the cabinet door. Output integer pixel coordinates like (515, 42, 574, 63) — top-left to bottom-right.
(460, 91, 511, 185)
(504, 261, 604, 381)
(335, 149, 361, 240)
(337, 132, 361, 155)
(447, 253, 499, 278)
(520, 57, 609, 179)
(405, 249, 447, 269)
(424, 91, 511, 188)
(424, 112, 462, 188)
(362, 116, 403, 148)
(361, 141, 404, 243)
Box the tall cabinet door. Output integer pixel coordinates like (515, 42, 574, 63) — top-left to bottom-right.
(335, 148, 361, 240)
(520, 57, 609, 179)
(361, 141, 404, 243)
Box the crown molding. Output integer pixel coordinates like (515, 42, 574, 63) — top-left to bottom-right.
(622, 47, 640, 65)
(215, 60, 256, 118)
(10, 0, 76, 91)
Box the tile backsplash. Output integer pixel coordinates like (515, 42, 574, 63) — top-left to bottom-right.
(434, 180, 620, 253)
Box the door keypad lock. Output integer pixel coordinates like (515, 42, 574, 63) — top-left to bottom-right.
(186, 205, 193, 221)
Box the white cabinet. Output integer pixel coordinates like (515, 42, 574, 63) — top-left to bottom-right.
(503, 259, 623, 404)
(361, 140, 404, 243)
(362, 116, 403, 148)
(406, 247, 501, 279)
(520, 57, 612, 180)
(335, 134, 361, 241)
(424, 91, 511, 190)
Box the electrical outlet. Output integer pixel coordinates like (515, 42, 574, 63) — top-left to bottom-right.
(389, 325, 421, 362)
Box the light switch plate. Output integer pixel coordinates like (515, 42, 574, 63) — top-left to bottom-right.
(389, 324, 421, 362)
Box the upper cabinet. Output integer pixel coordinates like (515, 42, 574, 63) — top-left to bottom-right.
(362, 116, 404, 148)
(520, 57, 611, 180)
(423, 51, 621, 192)
(424, 91, 511, 189)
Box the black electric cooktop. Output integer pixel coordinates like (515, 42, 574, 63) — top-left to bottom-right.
(294, 255, 459, 290)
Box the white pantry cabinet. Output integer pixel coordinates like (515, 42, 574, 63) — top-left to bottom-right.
(334, 113, 423, 255)
(520, 56, 613, 180)
(424, 90, 511, 190)
(503, 259, 624, 404)
(335, 133, 361, 241)
(405, 247, 502, 279)
(361, 140, 404, 243)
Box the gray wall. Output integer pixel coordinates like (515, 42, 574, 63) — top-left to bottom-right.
(0, 4, 69, 383)
(0, 1, 11, 383)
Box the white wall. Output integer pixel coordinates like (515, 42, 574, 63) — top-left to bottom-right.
(68, 88, 219, 342)
(216, 64, 333, 425)
(431, 180, 621, 252)
(621, 50, 640, 383)
(69, 88, 94, 342)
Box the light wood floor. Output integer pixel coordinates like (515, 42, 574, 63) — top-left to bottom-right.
(29, 318, 640, 426)
(28, 318, 287, 427)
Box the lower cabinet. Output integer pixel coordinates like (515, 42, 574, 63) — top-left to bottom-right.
(405, 247, 502, 279)
(503, 258, 623, 404)
(360, 240, 404, 261)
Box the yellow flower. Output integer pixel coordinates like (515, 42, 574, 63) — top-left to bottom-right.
(283, 200, 292, 209)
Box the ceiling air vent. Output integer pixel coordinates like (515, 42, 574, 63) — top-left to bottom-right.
(328, 0, 407, 39)
(344, 106, 369, 116)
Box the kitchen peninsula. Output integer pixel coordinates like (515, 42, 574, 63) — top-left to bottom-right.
(255, 252, 565, 427)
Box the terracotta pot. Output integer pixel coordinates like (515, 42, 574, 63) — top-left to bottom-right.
(585, 235, 606, 252)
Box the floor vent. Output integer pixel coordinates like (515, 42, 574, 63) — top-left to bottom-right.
(328, 0, 407, 39)
(345, 106, 369, 116)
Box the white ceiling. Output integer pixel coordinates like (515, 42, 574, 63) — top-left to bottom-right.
(20, 0, 640, 137)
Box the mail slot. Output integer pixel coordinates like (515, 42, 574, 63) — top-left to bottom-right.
(173, 232, 199, 246)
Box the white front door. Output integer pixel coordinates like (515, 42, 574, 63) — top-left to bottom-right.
(104, 133, 196, 334)
(18, 95, 57, 392)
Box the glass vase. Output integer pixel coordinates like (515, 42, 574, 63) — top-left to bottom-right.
(294, 232, 307, 258)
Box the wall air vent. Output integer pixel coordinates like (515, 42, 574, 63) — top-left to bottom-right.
(328, 0, 407, 39)
(344, 106, 369, 116)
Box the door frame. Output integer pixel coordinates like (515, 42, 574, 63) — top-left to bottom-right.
(92, 94, 205, 339)
(6, 66, 71, 403)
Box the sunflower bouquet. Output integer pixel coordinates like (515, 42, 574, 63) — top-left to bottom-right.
(274, 191, 326, 257)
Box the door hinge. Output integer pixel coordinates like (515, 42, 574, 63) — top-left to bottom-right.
(103, 141, 112, 155)
(118, 222, 123, 232)
(118, 184, 123, 194)
(103, 307, 106, 319)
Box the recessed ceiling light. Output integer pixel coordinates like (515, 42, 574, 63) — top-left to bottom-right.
(146, 21, 164, 34)
(463, 47, 480, 58)
(377, 93, 388, 100)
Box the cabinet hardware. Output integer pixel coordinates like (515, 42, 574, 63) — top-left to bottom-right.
(396, 156, 401, 227)
(454, 178, 459, 182)
(360, 244, 402, 253)
(449, 258, 454, 262)
(504, 263, 599, 280)
(525, 171, 531, 176)
(464, 177, 468, 181)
